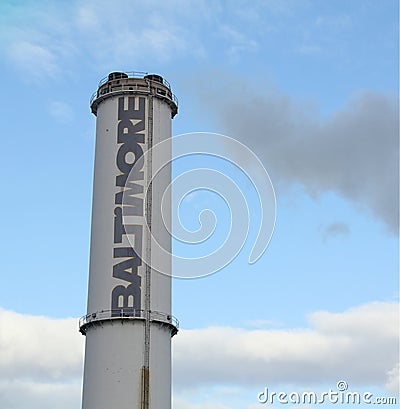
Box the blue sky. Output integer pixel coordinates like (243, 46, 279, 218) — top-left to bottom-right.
(0, 1, 398, 408)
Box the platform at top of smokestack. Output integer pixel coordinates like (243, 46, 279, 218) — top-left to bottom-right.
(90, 71, 178, 117)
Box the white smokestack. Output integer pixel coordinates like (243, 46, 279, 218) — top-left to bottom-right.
(80, 72, 178, 409)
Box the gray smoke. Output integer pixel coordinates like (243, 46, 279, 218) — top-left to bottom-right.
(200, 80, 399, 233)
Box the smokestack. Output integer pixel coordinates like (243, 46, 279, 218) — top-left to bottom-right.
(80, 72, 178, 409)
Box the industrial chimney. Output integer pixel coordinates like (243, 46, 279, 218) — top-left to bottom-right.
(79, 72, 178, 409)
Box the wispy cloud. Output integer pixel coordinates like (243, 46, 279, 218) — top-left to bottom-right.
(7, 40, 59, 80)
(0, 0, 200, 78)
(48, 101, 74, 123)
(219, 25, 258, 57)
(72, 0, 203, 66)
(319, 222, 350, 241)
(315, 14, 352, 30)
(296, 44, 324, 55)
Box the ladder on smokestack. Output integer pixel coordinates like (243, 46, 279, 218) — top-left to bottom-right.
(141, 93, 153, 409)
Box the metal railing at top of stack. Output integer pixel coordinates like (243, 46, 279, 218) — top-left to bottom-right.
(79, 308, 179, 330)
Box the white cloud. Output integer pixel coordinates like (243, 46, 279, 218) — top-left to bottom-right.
(0, 309, 84, 382)
(385, 363, 400, 395)
(0, 302, 397, 408)
(0, 308, 84, 408)
(0, 379, 82, 409)
(173, 302, 399, 390)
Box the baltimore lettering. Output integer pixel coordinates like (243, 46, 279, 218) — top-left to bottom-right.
(111, 96, 145, 317)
